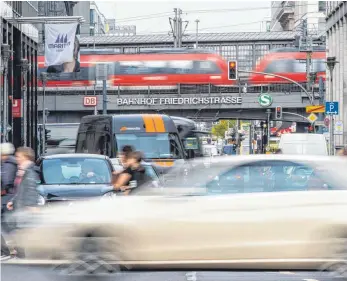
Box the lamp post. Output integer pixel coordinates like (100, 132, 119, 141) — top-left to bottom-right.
(1, 44, 11, 141)
(195, 19, 200, 48)
(40, 72, 48, 154)
(21, 59, 29, 146)
(326, 56, 337, 156)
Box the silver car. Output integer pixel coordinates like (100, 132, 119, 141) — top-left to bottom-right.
(7, 155, 347, 276)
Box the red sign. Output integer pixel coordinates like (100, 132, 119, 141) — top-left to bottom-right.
(12, 99, 22, 118)
(83, 96, 97, 107)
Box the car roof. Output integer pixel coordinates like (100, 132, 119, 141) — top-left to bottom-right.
(41, 153, 109, 160)
(188, 154, 347, 166)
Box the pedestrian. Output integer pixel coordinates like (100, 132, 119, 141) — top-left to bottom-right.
(337, 146, 347, 156)
(6, 147, 39, 258)
(113, 151, 147, 195)
(118, 145, 134, 168)
(0, 143, 17, 260)
(1, 142, 17, 200)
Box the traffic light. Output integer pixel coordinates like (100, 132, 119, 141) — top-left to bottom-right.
(228, 60, 237, 80)
(44, 129, 51, 142)
(275, 106, 282, 119)
(238, 130, 245, 145)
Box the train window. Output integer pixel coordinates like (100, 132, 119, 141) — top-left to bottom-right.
(292, 59, 326, 73)
(312, 59, 325, 72)
(195, 61, 222, 74)
(143, 60, 168, 74)
(167, 60, 194, 74)
(264, 59, 294, 73)
(38, 67, 93, 81)
(118, 61, 143, 74)
(293, 60, 307, 73)
(117, 60, 168, 75)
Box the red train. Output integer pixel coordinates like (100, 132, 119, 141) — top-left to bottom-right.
(37, 48, 326, 88)
(249, 47, 326, 84)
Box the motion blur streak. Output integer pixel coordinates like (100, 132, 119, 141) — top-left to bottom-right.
(6, 156, 347, 278)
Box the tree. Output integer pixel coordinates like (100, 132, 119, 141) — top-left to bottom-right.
(211, 120, 236, 138)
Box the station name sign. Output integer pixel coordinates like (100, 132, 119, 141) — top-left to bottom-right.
(116, 96, 242, 106)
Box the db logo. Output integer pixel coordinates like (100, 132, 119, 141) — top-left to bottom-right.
(83, 96, 97, 107)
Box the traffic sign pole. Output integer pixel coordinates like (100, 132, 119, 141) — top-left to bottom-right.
(330, 116, 334, 155)
(326, 101, 339, 155)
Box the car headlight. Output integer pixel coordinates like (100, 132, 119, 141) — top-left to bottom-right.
(37, 194, 46, 206)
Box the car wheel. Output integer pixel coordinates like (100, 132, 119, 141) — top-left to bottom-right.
(53, 232, 122, 276)
(320, 236, 347, 278)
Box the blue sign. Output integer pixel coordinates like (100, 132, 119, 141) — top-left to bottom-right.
(325, 101, 339, 115)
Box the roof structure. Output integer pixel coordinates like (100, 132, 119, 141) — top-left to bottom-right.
(80, 31, 300, 46)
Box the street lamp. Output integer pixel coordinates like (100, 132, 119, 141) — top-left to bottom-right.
(326, 56, 338, 156)
(21, 59, 30, 146)
(40, 72, 48, 154)
(1, 44, 11, 141)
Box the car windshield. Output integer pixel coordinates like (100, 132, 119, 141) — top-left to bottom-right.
(42, 158, 111, 185)
(115, 133, 183, 159)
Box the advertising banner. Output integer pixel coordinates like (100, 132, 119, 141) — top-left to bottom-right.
(44, 23, 79, 73)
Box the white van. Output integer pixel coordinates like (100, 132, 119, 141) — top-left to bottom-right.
(279, 133, 328, 156)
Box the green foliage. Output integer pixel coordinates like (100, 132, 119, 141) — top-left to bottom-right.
(211, 120, 236, 138)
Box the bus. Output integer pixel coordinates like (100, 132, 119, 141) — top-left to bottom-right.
(75, 114, 186, 173)
(170, 116, 210, 158)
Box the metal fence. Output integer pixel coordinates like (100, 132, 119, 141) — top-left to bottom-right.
(39, 82, 324, 96)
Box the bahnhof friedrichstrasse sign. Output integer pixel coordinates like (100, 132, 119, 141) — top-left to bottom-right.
(116, 96, 243, 106)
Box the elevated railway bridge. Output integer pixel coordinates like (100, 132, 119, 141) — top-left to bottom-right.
(38, 31, 325, 127)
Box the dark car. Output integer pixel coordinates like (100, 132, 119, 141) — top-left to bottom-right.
(35, 154, 115, 206)
(45, 138, 76, 155)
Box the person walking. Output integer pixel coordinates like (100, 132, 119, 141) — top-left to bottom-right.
(1, 143, 17, 202)
(6, 147, 39, 258)
(0, 143, 17, 260)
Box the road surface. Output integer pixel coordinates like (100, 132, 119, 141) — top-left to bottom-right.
(1, 265, 341, 281)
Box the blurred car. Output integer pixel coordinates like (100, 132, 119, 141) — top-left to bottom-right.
(35, 154, 115, 205)
(45, 138, 76, 155)
(11, 155, 347, 274)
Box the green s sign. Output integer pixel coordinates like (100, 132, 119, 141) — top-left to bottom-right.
(258, 94, 273, 107)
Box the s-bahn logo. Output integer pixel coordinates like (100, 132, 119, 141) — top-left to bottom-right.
(48, 34, 71, 50)
(258, 93, 273, 107)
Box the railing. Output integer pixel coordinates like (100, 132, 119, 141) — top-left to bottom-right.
(38, 82, 325, 97)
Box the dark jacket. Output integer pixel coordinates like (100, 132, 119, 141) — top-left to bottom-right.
(11, 163, 39, 210)
(1, 156, 17, 192)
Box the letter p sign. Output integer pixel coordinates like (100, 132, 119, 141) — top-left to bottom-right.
(83, 96, 97, 107)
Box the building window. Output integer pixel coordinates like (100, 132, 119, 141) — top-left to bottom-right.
(90, 9, 95, 24)
(318, 1, 326, 12)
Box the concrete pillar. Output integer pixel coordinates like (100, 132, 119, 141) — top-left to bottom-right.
(343, 15, 347, 144)
(339, 19, 344, 145)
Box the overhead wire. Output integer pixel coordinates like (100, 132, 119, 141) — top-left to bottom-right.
(80, 2, 322, 25)
(76, 3, 324, 37)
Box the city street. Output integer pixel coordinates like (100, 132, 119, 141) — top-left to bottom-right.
(0, 265, 341, 281)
